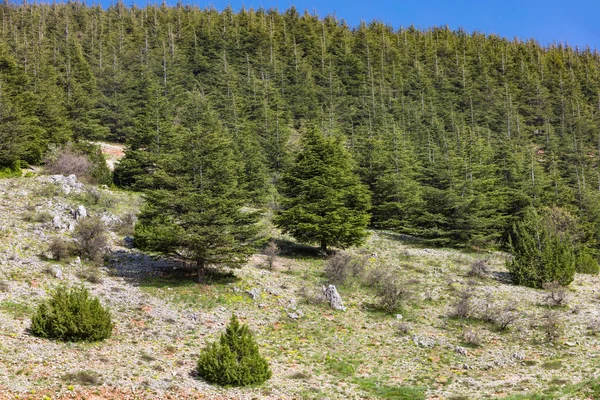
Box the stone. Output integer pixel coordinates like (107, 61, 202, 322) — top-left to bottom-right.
(412, 335, 437, 348)
(455, 346, 468, 356)
(287, 309, 304, 319)
(323, 285, 346, 311)
(53, 267, 63, 280)
(52, 215, 63, 230)
(75, 205, 87, 220)
(246, 288, 260, 301)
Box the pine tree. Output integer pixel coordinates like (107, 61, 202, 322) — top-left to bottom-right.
(507, 207, 576, 288)
(134, 96, 259, 282)
(197, 314, 271, 387)
(275, 127, 371, 253)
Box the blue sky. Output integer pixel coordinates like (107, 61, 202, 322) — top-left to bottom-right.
(124, 0, 600, 49)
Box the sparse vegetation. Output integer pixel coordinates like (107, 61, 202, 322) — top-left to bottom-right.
(324, 251, 366, 285)
(468, 259, 489, 278)
(44, 145, 93, 179)
(541, 310, 563, 343)
(48, 237, 74, 261)
(263, 240, 280, 270)
(73, 216, 108, 265)
(542, 281, 568, 307)
(62, 370, 102, 386)
(76, 266, 103, 284)
(452, 287, 475, 319)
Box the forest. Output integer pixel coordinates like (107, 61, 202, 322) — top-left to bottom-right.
(2, 1, 600, 255)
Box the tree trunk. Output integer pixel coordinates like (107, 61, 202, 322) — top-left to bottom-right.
(197, 258, 205, 283)
(320, 241, 327, 255)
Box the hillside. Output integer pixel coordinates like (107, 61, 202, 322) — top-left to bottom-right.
(2, 4, 600, 250)
(1, 175, 600, 399)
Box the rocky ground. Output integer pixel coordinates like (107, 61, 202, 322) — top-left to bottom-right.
(1, 175, 600, 399)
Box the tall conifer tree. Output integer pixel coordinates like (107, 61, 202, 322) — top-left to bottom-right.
(275, 127, 371, 252)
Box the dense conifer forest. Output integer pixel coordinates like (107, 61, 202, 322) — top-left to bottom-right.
(3, 2, 600, 253)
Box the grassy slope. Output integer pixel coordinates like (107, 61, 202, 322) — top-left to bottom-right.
(1, 176, 600, 399)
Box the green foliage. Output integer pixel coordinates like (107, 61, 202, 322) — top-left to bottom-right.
(0, 163, 21, 178)
(197, 315, 271, 386)
(507, 208, 576, 288)
(576, 250, 599, 275)
(135, 97, 260, 281)
(354, 378, 426, 400)
(30, 285, 113, 342)
(275, 128, 371, 252)
(3, 4, 600, 253)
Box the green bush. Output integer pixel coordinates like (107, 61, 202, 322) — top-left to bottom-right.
(197, 315, 271, 386)
(576, 250, 600, 275)
(507, 207, 576, 288)
(30, 285, 113, 342)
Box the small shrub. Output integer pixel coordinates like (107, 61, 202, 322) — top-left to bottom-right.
(396, 322, 411, 336)
(263, 240, 280, 270)
(452, 288, 474, 319)
(467, 259, 489, 278)
(298, 285, 327, 305)
(44, 145, 93, 179)
(587, 318, 600, 335)
(73, 216, 108, 264)
(461, 328, 482, 346)
(325, 251, 366, 285)
(22, 211, 53, 224)
(30, 285, 113, 342)
(576, 251, 600, 275)
(541, 310, 563, 343)
(76, 267, 103, 284)
(36, 183, 62, 198)
(492, 306, 518, 331)
(48, 237, 74, 261)
(0, 281, 8, 292)
(62, 370, 102, 386)
(197, 315, 271, 386)
(376, 278, 411, 314)
(542, 281, 568, 307)
(364, 265, 410, 313)
(115, 212, 137, 236)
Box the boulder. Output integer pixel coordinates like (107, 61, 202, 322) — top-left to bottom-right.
(75, 205, 87, 220)
(246, 288, 261, 301)
(323, 285, 346, 311)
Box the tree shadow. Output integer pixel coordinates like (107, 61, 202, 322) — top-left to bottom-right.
(273, 238, 324, 260)
(105, 250, 239, 287)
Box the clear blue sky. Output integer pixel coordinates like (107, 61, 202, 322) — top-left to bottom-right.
(125, 0, 600, 49)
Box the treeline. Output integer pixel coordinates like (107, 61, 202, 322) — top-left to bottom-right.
(2, 2, 600, 251)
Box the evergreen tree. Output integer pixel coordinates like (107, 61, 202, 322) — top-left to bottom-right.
(135, 98, 259, 282)
(275, 127, 371, 252)
(507, 207, 576, 288)
(197, 314, 271, 387)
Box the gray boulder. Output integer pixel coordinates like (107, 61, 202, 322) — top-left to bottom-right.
(323, 285, 346, 311)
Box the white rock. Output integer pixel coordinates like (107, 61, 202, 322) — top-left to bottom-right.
(323, 285, 346, 311)
(75, 205, 87, 220)
(52, 215, 62, 230)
